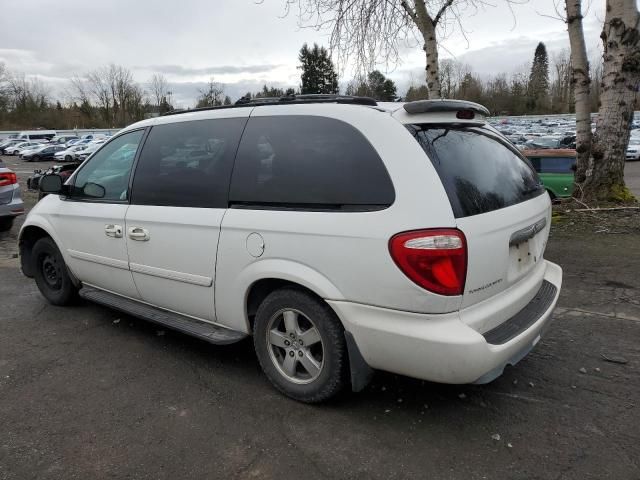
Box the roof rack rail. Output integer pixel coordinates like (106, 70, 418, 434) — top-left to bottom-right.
(162, 94, 377, 117)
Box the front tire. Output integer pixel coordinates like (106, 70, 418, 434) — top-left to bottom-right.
(32, 237, 77, 305)
(253, 288, 349, 403)
(65, 155, 72, 162)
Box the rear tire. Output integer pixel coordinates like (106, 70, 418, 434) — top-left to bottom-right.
(32, 237, 78, 305)
(253, 288, 349, 403)
(0, 217, 14, 232)
(65, 155, 72, 162)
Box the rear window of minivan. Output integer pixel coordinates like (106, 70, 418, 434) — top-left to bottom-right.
(407, 125, 544, 218)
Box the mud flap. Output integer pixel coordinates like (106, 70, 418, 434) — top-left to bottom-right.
(344, 331, 374, 392)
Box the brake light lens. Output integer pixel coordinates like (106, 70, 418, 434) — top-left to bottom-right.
(0, 172, 17, 187)
(389, 229, 467, 296)
(456, 109, 475, 120)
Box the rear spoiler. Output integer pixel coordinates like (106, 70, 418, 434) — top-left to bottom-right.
(403, 99, 490, 117)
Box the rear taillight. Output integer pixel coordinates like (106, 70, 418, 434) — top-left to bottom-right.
(0, 172, 17, 187)
(389, 229, 467, 296)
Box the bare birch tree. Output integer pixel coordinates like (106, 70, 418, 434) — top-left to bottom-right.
(566, 0, 639, 201)
(149, 73, 170, 109)
(565, 0, 592, 182)
(274, 0, 526, 99)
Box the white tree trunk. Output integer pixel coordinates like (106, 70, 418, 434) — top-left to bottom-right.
(422, 20, 442, 99)
(584, 0, 639, 201)
(412, 0, 442, 99)
(565, 0, 592, 185)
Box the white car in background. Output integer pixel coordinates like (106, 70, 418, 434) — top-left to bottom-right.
(627, 138, 640, 161)
(76, 139, 107, 160)
(5, 141, 44, 156)
(54, 145, 86, 162)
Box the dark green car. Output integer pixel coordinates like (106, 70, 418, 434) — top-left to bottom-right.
(524, 149, 576, 200)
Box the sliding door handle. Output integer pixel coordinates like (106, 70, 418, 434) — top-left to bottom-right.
(104, 224, 123, 238)
(128, 227, 150, 241)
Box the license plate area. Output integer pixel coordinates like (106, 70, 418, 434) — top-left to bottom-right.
(508, 238, 540, 281)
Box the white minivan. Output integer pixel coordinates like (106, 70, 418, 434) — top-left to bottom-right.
(20, 96, 562, 402)
(17, 130, 57, 142)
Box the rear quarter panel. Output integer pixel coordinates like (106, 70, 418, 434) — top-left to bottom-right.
(214, 104, 462, 333)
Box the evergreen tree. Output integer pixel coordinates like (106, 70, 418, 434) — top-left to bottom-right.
(345, 70, 397, 101)
(298, 43, 339, 94)
(528, 42, 550, 113)
(404, 84, 430, 101)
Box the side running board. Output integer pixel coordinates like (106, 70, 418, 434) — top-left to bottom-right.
(79, 286, 247, 345)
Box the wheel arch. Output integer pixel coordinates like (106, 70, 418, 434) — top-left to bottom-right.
(244, 276, 373, 393)
(19, 225, 52, 277)
(18, 218, 68, 279)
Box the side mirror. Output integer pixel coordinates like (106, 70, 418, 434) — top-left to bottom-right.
(39, 174, 64, 193)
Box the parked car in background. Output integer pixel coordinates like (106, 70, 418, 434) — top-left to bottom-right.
(23, 96, 562, 403)
(54, 145, 88, 162)
(523, 136, 563, 150)
(65, 138, 92, 149)
(0, 139, 26, 154)
(0, 160, 24, 232)
(80, 133, 107, 141)
(16, 130, 56, 142)
(21, 144, 66, 162)
(5, 141, 45, 156)
(76, 140, 107, 161)
(524, 149, 576, 200)
(626, 138, 640, 161)
(50, 135, 79, 146)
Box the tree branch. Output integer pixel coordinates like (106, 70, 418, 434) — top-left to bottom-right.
(399, 0, 419, 24)
(433, 0, 455, 27)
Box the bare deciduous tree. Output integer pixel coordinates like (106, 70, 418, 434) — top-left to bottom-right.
(275, 0, 526, 99)
(565, 0, 592, 181)
(149, 73, 170, 109)
(566, 0, 639, 201)
(196, 78, 227, 108)
(71, 64, 145, 126)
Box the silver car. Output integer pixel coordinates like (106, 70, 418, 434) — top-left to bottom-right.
(0, 160, 25, 232)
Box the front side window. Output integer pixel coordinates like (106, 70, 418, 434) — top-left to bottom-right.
(130, 118, 246, 208)
(71, 129, 144, 202)
(229, 115, 395, 209)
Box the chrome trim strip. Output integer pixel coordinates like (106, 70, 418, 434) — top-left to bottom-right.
(67, 249, 129, 270)
(509, 217, 547, 247)
(129, 262, 213, 287)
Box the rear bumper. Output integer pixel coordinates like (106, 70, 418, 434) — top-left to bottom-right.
(328, 260, 562, 384)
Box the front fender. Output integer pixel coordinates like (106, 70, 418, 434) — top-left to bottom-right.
(18, 204, 67, 277)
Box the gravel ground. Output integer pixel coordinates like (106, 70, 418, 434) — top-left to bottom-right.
(0, 155, 639, 480)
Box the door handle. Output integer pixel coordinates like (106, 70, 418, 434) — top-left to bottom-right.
(104, 224, 123, 238)
(128, 226, 150, 241)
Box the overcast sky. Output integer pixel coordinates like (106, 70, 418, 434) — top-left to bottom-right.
(0, 0, 607, 107)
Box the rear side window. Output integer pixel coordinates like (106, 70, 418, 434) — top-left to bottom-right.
(130, 118, 246, 208)
(229, 115, 394, 210)
(408, 125, 544, 218)
(539, 156, 575, 174)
